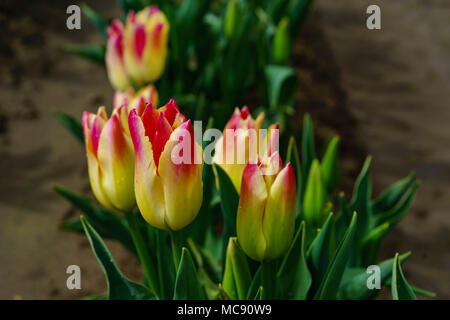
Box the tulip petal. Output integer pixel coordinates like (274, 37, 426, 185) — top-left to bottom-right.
(158, 121, 203, 230)
(97, 114, 136, 211)
(236, 163, 267, 261)
(263, 162, 296, 260)
(129, 109, 168, 229)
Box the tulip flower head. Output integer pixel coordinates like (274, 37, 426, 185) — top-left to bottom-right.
(128, 100, 203, 230)
(82, 105, 136, 212)
(123, 6, 169, 87)
(237, 153, 296, 262)
(106, 20, 130, 91)
(113, 84, 159, 110)
(213, 107, 279, 193)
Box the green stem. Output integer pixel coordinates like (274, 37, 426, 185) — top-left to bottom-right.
(124, 210, 159, 298)
(170, 230, 183, 272)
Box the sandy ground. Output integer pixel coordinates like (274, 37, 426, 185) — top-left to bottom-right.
(0, 0, 448, 299)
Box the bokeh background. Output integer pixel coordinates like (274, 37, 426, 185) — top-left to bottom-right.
(0, 0, 449, 299)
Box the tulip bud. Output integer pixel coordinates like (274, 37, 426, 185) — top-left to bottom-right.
(213, 107, 279, 194)
(224, 0, 241, 39)
(236, 154, 296, 261)
(128, 99, 203, 230)
(82, 105, 135, 211)
(303, 159, 328, 228)
(123, 6, 169, 86)
(321, 136, 340, 192)
(106, 20, 130, 91)
(113, 84, 159, 110)
(273, 17, 291, 64)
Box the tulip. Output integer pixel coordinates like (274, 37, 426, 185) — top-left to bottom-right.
(106, 19, 130, 91)
(213, 107, 279, 194)
(128, 99, 203, 230)
(123, 6, 169, 87)
(82, 105, 135, 211)
(113, 84, 159, 110)
(236, 153, 296, 261)
(273, 17, 291, 64)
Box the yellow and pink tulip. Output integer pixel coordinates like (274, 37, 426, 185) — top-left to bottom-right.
(237, 153, 296, 262)
(128, 100, 203, 231)
(106, 20, 130, 91)
(113, 84, 159, 110)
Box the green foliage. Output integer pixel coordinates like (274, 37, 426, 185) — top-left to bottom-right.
(53, 110, 84, 144)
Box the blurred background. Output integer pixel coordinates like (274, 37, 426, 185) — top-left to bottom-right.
(0, 0, 449, 299)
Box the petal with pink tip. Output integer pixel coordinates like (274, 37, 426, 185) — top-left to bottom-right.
(128, 109, 168, 229)
(262, 163, 296, 260)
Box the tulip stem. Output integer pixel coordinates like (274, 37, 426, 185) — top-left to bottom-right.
(261, 260, 276, 299)
(170, 230, 183, 272)
(124, 210, 160, 298)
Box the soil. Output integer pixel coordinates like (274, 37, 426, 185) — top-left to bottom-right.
(0, 0, 448, 299)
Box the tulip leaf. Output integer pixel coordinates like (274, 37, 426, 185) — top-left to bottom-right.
(264, 64, 297, 110)
(246, 266, 262, 299)
(80, 3, 109, 39)
(188, 238, 221, 284)
(65, 44, 106, 66)
(391, 253, 416, 300)
(53, 110, 84, 144)
(338, 252, 411, 300)
(301, 114, 316, 199)
(288, 0, 314, 34)
(286, 136, 302, 218)
(308, 213, 333, 289)
(349, 157, 372, 246)
(80, 216, 153, 300)
(254, 286, 264, 300)
(321, 136, 340, 193)
(213, 164, 240, 263)
(360, 222, 390, 266)
(54, 185, 136, 255)
(314, 212, 357, 300)
(277, 221, 312, 299)
(303, 159, 328, 229)
(154, 228, 175, 299)
(372, 172, 416, 214)
(222, 237, 252, 300)
(173, 247, 206, 300)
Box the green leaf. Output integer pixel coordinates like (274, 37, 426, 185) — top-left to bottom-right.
(213, 164, 240, 263)
(308, 213, 333, 285)
(321, 136, 340, 192)
(222, 237, 252, 300)
(391, 253, 416, 300)
(286, 136, 302, 218)
(53, 110, 84, 144)
(338, 252, 411, 300)
(372, 172, 416, 214)
(264, 64, 297, 110)
(288, 0, 314, 33)
(360, 222, 390, 266)
(314, 212, 357, 300)
(66, 44, 106, 66)
(246, 266, 262, 299)
(254, 286, 264, 300)
(277, 221, 311, 299)
(81, 3, 109, 39)
(301, 114, 315, 198)
(350, 157, 372, 245)
(173, 247, 206, 300)
(54, 185, 136, 255)
(80, 216, 153, 300)
(116, 0, 145, 13)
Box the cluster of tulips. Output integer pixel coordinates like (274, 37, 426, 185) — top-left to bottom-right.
(54, 1, 434, 300)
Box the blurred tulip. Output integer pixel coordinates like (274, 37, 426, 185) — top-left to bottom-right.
(128, 99, 203, 230)
(113, 84, 159, 110)
(213, 107, 279, 193)
(106, 20, 130, 91)
(237, 154, 296, 261)
(82, 105, 135, 211)
(303, 159, 328, 228)
(224, 0, 241, 39)
(123, 6, 169, 86)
